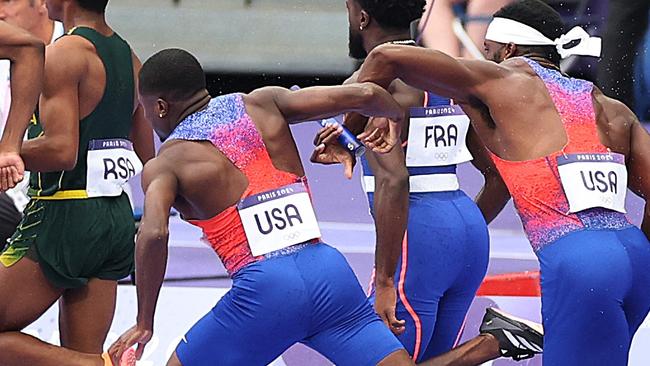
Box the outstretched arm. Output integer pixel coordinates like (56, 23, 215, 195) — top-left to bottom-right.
(109, 159, 177, 362)
(268, 83, 404, 124)
(357, 44, 505, 102)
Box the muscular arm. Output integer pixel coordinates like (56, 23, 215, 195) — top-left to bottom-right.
(21, 38, 82, 171)
(0, 21, 44, 152)
(135, 160, 177, 330)
(467, 126, 510, 223)
(366, 148, 409, 285)
(357, 44, 505, 103)
(627, 119, 650, 240)
(130, 53, 155, 164)
(253, 83, 405, 125)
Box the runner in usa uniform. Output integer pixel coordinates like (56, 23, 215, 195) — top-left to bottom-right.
(107, 48, 419, 366)
(355, 0, 650, 365)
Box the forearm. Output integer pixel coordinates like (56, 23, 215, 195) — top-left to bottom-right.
(2, 43, 45, 151)
(475, 174, 510, 224)
(373, 174, 409, 285)
(135, 229, 169, 330)
(21, 136, 75, 171)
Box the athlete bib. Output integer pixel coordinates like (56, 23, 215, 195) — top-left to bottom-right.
(406, 105, 473, 167)
(557, 153, 627, 214)
(238, 182, 321, 256)
(86, 138, 143, 198)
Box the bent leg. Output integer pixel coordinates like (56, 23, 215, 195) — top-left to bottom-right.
(0, 257, 102, 365)
(59, 278, 118, 353)
(418, 334, 500, 366)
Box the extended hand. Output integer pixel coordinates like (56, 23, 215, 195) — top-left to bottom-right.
(357, 116, 402, 154)
(374, 282, 406, 336)
(310, 123, 356, 179)
(108, 324, 153, 364)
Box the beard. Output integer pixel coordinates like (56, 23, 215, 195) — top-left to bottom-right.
(348, 28, 367, 60)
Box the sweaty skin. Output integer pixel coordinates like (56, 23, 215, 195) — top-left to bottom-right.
(355, 44, 650, 239)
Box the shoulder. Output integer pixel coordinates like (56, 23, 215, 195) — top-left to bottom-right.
(45, 35, 94, 76)
(592, 87, 637, 129)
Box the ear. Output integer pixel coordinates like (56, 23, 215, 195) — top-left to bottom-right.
(37, 0, 48, 14)
(359, 9, 370, 30)
(156, 98, 169, 118)
(504, 42, 518, 59)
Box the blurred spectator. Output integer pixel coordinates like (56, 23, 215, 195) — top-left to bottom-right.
(634, 13, 650, 121)
(597, 0, 650, 111)
(420, 0, 513, 57)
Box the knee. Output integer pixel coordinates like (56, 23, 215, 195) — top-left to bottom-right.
(167, 352, 183, 366)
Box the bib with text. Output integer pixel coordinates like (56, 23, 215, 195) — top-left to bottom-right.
(238, 183, 321, 256)
(86, 138, 143, 198)
(557, 153, 627, 214)
(406, 105, 473, 167)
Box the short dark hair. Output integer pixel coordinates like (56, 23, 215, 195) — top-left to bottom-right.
(356, 0, 426, 30)
(76, 0, 109, 13)
(139, 48, 207, 99)
(493, 0, 565, 64)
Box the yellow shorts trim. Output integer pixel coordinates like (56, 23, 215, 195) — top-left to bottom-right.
(33, 190, 89, 200)
(0, 245, 28, 267)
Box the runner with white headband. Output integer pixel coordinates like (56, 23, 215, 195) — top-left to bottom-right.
(353, 0, 650, 364)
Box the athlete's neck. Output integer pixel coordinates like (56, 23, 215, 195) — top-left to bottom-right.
(175, 91, 212, 126)
(62, 7, 111, 36)
(520, 54, 561, 72)
(364, 30, 412, 54)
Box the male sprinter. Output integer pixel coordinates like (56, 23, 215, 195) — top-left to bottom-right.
(0, 21, 45, 190)
(0, 0, 154, 364)
(0, 0, 65, 243)
(338, 0, 511, 361)
(108, 48, 415, 366)
(356, 0, 650, 364)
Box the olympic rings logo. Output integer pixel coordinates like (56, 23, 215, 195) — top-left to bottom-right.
(283, 231, 302, 241)
(599, 196, 614, 205)
(434, 152, 450, 160)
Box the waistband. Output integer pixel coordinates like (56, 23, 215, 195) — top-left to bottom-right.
(261, 241, 315, 260)
(363, 173, 460, 193)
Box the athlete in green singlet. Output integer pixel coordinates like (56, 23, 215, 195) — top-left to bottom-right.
(0, 0, 154, 365)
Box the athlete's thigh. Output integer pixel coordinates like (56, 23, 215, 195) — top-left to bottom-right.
(539, 231, 632, 365)
(59, 278, 117, 353)
(0, 257, 62, 331)
(305, 311, 405, 366)
(177, 259, 309, 366)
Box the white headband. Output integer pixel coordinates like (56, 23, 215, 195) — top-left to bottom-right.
(485, 17, 602, 59)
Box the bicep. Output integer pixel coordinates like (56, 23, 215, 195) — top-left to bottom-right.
(361, 45, 501, 102)
(38, 44, 82, 145)
(141, 166, 178, 230)
(267, 84, 374, 123)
